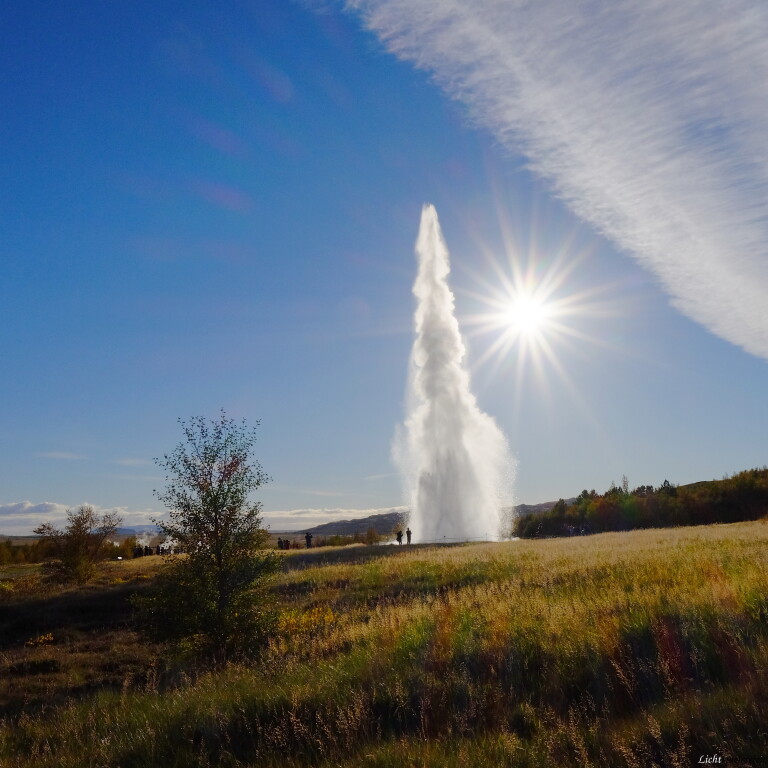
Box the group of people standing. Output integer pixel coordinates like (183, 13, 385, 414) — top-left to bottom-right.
(276, 533, 314, 549)
(396, 528, 412, 545)
(276, 537, 296, 550)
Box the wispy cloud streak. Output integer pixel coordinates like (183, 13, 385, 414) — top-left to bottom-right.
(37, 451, 83, 460)
(348, 0, 768, 358)
(113, 458, 152, 467)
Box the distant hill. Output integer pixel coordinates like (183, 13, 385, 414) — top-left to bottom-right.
(300, 512, 404, 537)
(514, 499, 577, 516)
(287, 500, 572, 537)
(116, 525, 160, 535)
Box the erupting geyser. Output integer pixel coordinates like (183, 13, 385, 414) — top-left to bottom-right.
(394, 205, 514, 542)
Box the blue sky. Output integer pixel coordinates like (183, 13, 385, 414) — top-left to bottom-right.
(2, 0, 767, 535)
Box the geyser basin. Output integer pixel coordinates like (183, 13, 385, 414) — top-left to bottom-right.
(394, 204, 514, 542)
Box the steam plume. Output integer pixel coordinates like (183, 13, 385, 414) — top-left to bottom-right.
(394, 205, 513, 542)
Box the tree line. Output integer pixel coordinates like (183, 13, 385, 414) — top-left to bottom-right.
(0, 538, 54, 565)
(1, 523, 138, 567)
(514, 468, 768, 538)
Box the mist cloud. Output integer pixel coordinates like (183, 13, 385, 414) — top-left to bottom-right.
(349, 0, 768, 358)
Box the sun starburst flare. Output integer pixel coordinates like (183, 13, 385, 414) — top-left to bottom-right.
(453, 213, 633, 432)
(460, 263, 612, 376)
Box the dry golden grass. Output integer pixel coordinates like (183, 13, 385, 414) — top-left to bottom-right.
(2, 521, 768, 766)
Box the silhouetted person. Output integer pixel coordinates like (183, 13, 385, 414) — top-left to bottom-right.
(143, 545, 152, 557)
(406, 528, 412, 545)
(396, 530, 403, 545)
(133, 545, 143, 558)
(155, 545, 162, 556)
(305, 532, 313, 549)
(277, 537, 284, 550)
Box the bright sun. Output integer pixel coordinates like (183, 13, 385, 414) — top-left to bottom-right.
(505, 293, 551, 336)
(452, 209, 623, 425)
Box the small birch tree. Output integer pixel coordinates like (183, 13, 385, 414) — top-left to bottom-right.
(136, 412, 277, 662)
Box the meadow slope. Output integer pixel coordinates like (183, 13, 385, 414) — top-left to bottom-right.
(2, 521, 768, 766)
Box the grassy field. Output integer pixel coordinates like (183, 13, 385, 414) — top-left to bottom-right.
(2, 522, 768, 766)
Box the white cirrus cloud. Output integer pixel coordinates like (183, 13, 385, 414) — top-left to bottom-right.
(348, 0, 768, 358)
